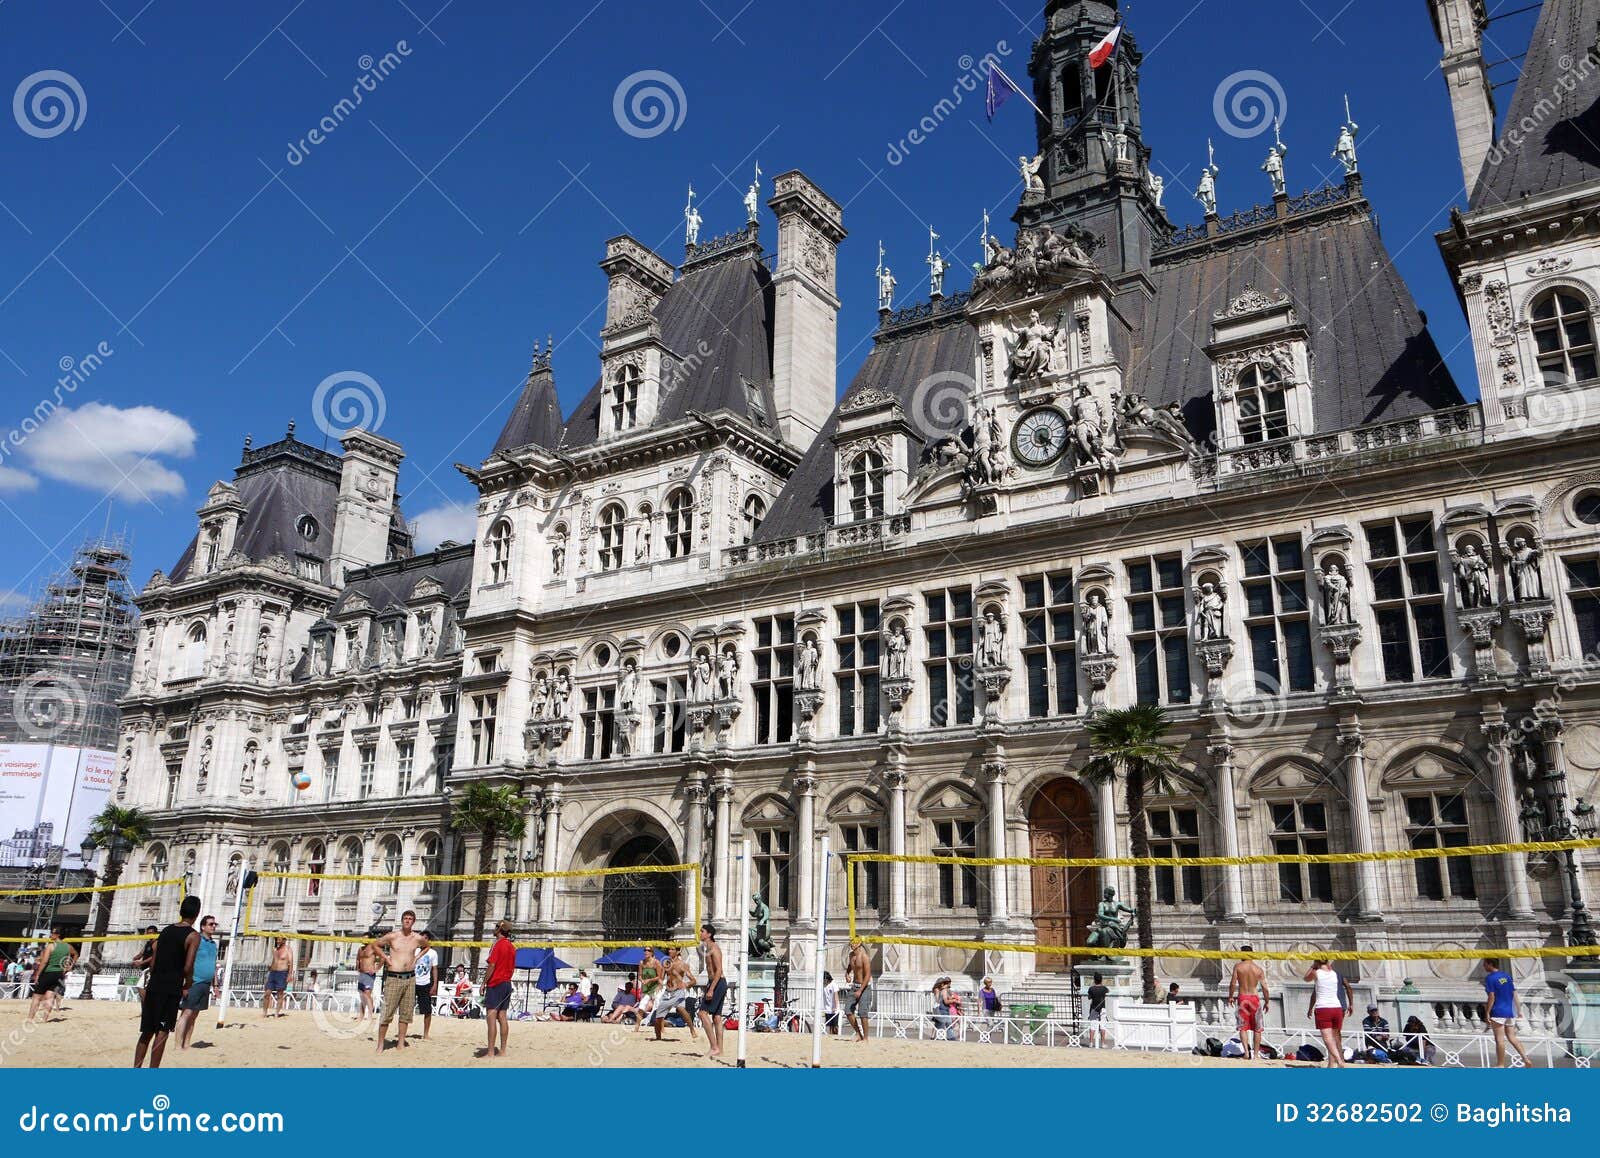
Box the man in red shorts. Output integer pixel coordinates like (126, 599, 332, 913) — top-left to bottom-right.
(1227, 946, 1269, 1059)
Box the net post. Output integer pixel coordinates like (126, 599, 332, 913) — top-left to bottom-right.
(736, 837, 751, 1069)
(811, 835, 830, 1069)
(216, 867, 252, 1028)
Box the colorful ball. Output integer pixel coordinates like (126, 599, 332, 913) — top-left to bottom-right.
(292, 770, 312, 791)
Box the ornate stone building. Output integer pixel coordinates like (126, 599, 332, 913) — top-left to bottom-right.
(114, 0, 1600, 1007)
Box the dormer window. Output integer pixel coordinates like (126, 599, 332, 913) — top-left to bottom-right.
(486, 519, 513, 584)
(598, 504, 625, 571)
(1532, 289, 1597, 386)
(665, 488, 694, 558)
(742, 494, 767, 545)
(848, 451, 886, 520)
(610, 365, 640, 432)
(1236, 364, 1289, 443)
(202, 527, 220, 574)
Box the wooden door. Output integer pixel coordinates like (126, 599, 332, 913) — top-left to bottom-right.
(1028, 778, 1098, 973)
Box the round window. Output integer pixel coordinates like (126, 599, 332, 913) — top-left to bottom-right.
(594, 643, 612, 669)
(662, 634, 682, 658)
(297, 515, 319, 541)
(1576, 492, 1600, 525)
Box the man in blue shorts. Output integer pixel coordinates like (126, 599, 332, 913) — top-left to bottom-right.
(175, 914, 219, 1049)
(1482, 957, 1532, 1068)
(262, 936, 293, 1018)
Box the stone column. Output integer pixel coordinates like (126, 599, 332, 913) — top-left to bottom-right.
(1208, 741, 1246, 920)
(794, 770, 817, 925)
(1096, 777, 1118, 895)
(1482, 719, 1534, 918)
(982, 755, 1011, 925)
(711, 774, 733, 925)
(886, 763, 908, 926)
(682, 775, 707, 926)
(1338, 728, 1382, 919)
(537, 782, 564, 926)
(237, 597, 263, 681)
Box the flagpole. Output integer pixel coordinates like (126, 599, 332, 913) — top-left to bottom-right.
(989, 62, 1047, 124)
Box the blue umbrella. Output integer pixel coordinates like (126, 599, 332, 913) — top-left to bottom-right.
(593, 947, 666, 968)
(513, 947, 571, 993)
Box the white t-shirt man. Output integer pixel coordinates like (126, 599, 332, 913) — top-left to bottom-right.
(414, 947, 439, 990)
(821, 979, 839, 1016)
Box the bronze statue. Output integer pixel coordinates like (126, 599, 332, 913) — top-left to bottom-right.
(748, 892, 775, 959)
(1085, 886, 1135, 954)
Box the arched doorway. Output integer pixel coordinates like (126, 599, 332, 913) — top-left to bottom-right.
(1028, 777, 1098, 973)
(602, 834, 680, 944)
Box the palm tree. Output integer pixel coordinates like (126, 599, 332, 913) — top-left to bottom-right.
(449, 783, 527, 970)
(1079, 704, 1190, 1003)
(78, 804, 154, 998)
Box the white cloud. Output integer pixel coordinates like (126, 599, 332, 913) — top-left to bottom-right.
(19, 402, 196, 501)
(0, 588, 29, 611)
(411, 501, 477, 550)
(0, 464, 39, 493)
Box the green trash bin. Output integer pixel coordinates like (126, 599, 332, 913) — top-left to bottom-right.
(1007, 1002, 1053, 1042)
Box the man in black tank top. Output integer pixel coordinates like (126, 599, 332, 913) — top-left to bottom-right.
(134, 895, 200, 1068)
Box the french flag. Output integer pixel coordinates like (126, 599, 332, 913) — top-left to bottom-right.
(1089, 24, 1122, 69)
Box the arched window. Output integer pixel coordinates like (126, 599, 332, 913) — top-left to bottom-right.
(380, 836, 403, 890)
(1532, 288, 1597, 385)
(848, 451, 886, 521)
(183, 622, 208, 679)
(666, 489, 695, 558)
(202, 527, 220, 574)
(1235, 364, 1289, 443)
(341, 838, 363, 897)
(486, 519, 513, 585)
(302, 841, 326, 898)
(598, 504, 626, 571)
(418, 834, 442, 880)
(270, 841, 291, 897)
(610, 364, 640, 431)
(147, 843, 168, 883)
(742, 494, 767, 545)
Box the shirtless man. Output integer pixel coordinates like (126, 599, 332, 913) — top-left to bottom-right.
(263, 937, 294, 1019)
(695, 925, 727, 1058)
(1227, 945, 1269, 1060)
(650, 946, 698, 1042)
(353, 939, 378, 1022)
(844, 940, 873, 1042)
(372, 909, 428, 1053)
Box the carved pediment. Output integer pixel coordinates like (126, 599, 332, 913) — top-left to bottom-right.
(409, 576, 446, 602)
(1247, 759, 1333, 796)
(1381, 752, 1471, 789)
(970, 223, 1101, 302)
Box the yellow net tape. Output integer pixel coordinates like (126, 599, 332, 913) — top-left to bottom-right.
(0, 875, 185, 898)
(856, 936, 1600, 963)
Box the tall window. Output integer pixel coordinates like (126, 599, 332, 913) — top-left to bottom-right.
(303, 842, 326, 898)
(418, 835, 442, 878)
(651, 676, 687, 754)
(1270, 800, 1332, 903)
(164, 764, 180, 807)
(1241, 538, 1314, 693)
(610, 364, 640, 431)
(147, 843, 169, 883)
(270, 843, 290, 897)
(341, 839, 362, 897)
(598, 505, 625, 572)
(322, 747, 341, 800)
(1531, 289, 1597, 386)
(1405, 791, 1476, 900)
(839, 822, 881, 911)
(380, 837, 403, 890)
(753, 828, 791, 911)
(1565, 554, 1600, 655)
(752, 616, 795, 744)
(1235, 364, 1289, 443)
(848, 451, 886, 521)
(742, 495, 766, 544)
(665, 489, 695, 558)
(396, 740, 415, 794)
(835, 601, 881, 736)
(1366, 517, 1449, 682)
(486, 520, 512, 584)
(358, 745, 376, 799)
(582, 686, 616, 759)
(924, 587, 975, 726)
(470, 694, 498, 765)
(183, 623, 208, 679)
(1021, 572, 1078, 717)
(1127, 555, 1190, 705)
(202, 528, 220, 573)
(432, 743, 452, 792)
(1148, 806, 1203, 904)
(932, 819, 979, 909)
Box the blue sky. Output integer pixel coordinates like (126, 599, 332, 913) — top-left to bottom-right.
(0, 0, 1541, 605)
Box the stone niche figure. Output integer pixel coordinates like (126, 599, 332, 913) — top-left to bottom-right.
(634, 519, 651, 563)
(254, 630, 271, 675)
(550, 671, 573, 718)
(797, 635, 821, 691)
(240, 745, 258, 793)
(309, 642, 327, 677)
(531, 670, 550, 718)
(1081, 592, 1111, 655)
(977, 608, 1006, 668)
(1007, 310, 1056, 383)
(381, 621, 401, 666)
(419, 613, 438, 656)
(1315, 562, 1353, 626)
(1068, 386, 1116, 473)
(1504, 535, 1545, 602)
(552, 534, 567, 578)
(1192, 581, 1226, 641)
(690, 651, 714, 702)
(1451, 543, 1494, 609)
(716, 646, 739, 700)
(884, 623, 911, 679)
(347, 631, 365, 671)
(618, 659, 640, 713)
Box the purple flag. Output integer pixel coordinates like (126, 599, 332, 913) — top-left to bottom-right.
(986, 64, 1020, 121)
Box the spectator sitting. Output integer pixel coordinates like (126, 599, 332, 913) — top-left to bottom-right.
(1163, 982, 1185, 1004)
(1359, 1004, 1395, 1062)
(578, 983, 605, 1021)
(550, 982, 586, 1021)
(601, 983, 640, 1024)
(1395, 1015, 1436, 1066)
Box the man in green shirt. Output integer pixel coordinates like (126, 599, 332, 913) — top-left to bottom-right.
(27, 928, 77, 1022)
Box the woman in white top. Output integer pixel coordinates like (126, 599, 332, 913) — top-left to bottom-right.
(1304, 959, 1354, 1067)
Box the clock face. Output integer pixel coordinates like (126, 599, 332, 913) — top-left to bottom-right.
(1011, 406, 1069, 467)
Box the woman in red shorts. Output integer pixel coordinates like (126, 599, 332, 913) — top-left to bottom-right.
(1304, 959, 1353, 1067)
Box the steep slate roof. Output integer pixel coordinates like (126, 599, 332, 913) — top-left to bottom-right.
(331, 543, 475, 616)
(1469, 0, 1600, 210)
(492, 357, 564, 454)
(1133, 200, 1463, 439)
(559, 249, 777, 449)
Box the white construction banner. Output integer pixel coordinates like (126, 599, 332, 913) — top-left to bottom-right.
(0, 743, 114, 868)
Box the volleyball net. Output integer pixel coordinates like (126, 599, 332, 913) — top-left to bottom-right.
(844, 839, 1600, 962)
(240, 861, 703, 950)
(0, 876, 187, 943)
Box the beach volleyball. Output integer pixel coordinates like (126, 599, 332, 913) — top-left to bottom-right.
(292, 770, 312, 791)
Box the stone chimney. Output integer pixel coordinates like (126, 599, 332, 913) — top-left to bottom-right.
(1429, 0, 1497, 194)
(600, 236, 674, 337)
(328, 429, 405, 583)
(768, 171, 846, 450)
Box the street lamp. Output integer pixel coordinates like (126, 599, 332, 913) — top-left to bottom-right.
(77, 833, 132, 1000)
(1520, 775, 1598, 946)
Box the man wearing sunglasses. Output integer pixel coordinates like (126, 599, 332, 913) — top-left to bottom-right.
(175, 914, 220, 1049)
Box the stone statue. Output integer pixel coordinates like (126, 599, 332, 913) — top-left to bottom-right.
(197, 739, 213, 786)
(1113, 126, 1129, 165)
(748, 892, 775, 959)
(551, 671, 572, 718)
(1333, 108, 1359, 177)
(634, 520, 651, 563)
(745, 162, 762, 225)
(419, 613, 438, 656)
(552, 535, 567, 578)
(797, 636, 821, 691)
(690, 652, 714, 702)
(877, 262, 896, 312)
(1262, 123, 1287, 197)
(240, 745, 258, 793)
(618, 659, 640, 713)
(1085, 887, 1135, 953)
(381, 621, 401, 665)
(532, 671, 550, 718)
(310, 643, 327, 677)
(884, 624, 911, 679)
(1195, 162, 1219, 216)
(347, 632, 365, 671)
(926, 247, 948, 297)
(1019, 153, 1045, 196)
(1008, 309, 1056, 383)
(1193, 581, 1226, 641)
(1504, 536, 1545, 602)
(1315, 563, 1353, 626)
(254, 632, 271, 675)
(716, 646, 739, 700)
(225, 859, 240, 898)
(1148, 171, 1165, 209)
(1152, 402, 1194, 445)
(684, 185, 701, 246)
(1082, 592, 1110, 655)
(978, 608, 1006, 668)
(1068, 386, 1116, 473)
(1452, 544, 1494, 609)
